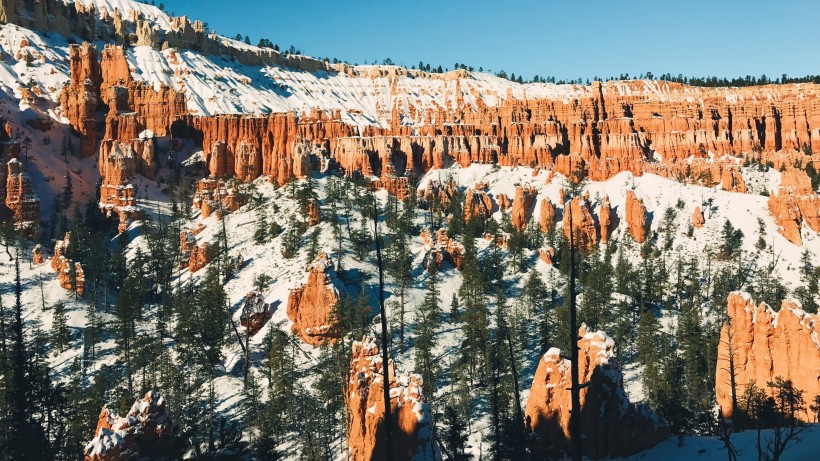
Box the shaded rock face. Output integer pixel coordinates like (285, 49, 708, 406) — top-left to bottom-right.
(598, 195, 612, 243)
(84, 391, 173, 461)
(715, 292, 820, 420)
(539, 198, 556, 233)
(625, 190, 648, 243)
(347, 337, 439, 461)
(525, 327, 668, 459)
(767, 169, 820, 246)
(287, 253, 347, 346)
(562, 197, 598, 250)
(511, 185, 538, 230)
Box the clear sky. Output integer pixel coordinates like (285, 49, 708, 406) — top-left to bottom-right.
(157, 0, 819, 81)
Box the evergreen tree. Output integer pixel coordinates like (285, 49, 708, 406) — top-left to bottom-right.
(50, 301, 72, 354)
(415, 260, 442, 395)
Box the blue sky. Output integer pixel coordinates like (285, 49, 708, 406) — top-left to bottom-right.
(157, 0, 819, 81)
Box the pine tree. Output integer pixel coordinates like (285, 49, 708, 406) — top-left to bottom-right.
(458, 225, 490, 386)
(50, 300, 72, 354)
(416, 260, 442, 395)
(253, 205, 268, 244)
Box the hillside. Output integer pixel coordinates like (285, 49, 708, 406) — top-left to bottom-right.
(0, 1, 818, 460)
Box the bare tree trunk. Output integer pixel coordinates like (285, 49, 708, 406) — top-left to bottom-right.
(569, 204, 582, 461)
(372, 193, 393, 461)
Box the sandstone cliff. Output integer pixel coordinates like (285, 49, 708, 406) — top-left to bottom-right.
(525, 327, 668, 458)
(715, 292, 820, 420)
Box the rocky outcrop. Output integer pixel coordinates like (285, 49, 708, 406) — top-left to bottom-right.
(525, 326, 668, 459)
(5, 159, 39, 226)
(51, 233, 70, 271)
(32, 244, 43, 264)
(239, 291, 271, 335)
(306, 198, 320, 226)
(625, 190, 648, 243)
(84, 391, 173, 461)
(56, 257, 84, 297)
(464, 188, 493, 221)
(59, 43, 99, 157)
(192, 178, 244, 219)
(287, 252, 347, 346)
(347, 337, 438, 461)
(539, 198, 556, 233)
(538, 246, 555, 265)
(420, 227, 465, 270)
(179, 231, 214, 273)
(715, 292, 820, 420)
(562, 197, 598, 250)
(598, 195, 612, 243)
(767, 169, 820, 246)
(692, 206, 705, 228)
(511, 185, 537, 230)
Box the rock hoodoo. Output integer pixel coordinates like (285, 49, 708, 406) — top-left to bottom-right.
(715, 292, 820, 420)
(5, 158, 40, 226)
(692, 206, 705, 228)
(562, 196, 598, 250)
(84, 391, 173, 461)
(511, 185, 537, 230)
(624, 190, 648, 243)
(287, 252, 347, 346)
(463, 188, 493, 221)
(539, 198, 556, 233)
(347, 337, 438, 461)
(420, 227, 465, 270)
(598, 195, 612, 243)
(525, 327, 668, 459)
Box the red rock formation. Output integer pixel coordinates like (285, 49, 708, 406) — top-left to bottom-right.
(239, 291, 271, 335)
(420, 227, 465, 270)
(768, 169, 820, 246)
(497, 193, 511, 211)
(625, 190, 648, 243)
(539, 198, 556, 233)
(538, 247, 555, 265)
(179, 230, 214, 272)
(84, 391, 173, 461)
(59, 43, 99, 157)
(598, 196, 612, 243)
(51, 233, 70, 271)
(562, 197, 598, 250)
(193, 178, 245, 219)
(464, 188, 493, 221)
(5, 159, 39, 225)
(306, 198, 320, 226)
(287, 252, 347, 346)
(347, 337, 438, 461)
(56, 257, 84, 296)
(511, 185, 537, 230)
(32, 244, 44, 264)
(716, 292, 820, 420)
(525, 326, 668, 459)
(692, 206, 705, 228)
